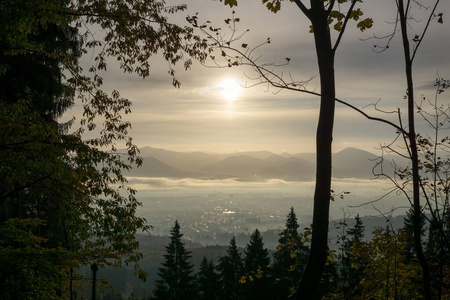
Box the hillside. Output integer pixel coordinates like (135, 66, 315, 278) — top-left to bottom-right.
(126, 147, 401, 181)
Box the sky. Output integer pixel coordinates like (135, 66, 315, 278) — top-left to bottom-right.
(79, 0, 450, 155)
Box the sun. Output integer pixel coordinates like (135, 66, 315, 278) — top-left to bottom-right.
(220, 79, 242, 101)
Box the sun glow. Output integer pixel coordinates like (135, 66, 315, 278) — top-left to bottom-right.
(220, 79, 242, 101)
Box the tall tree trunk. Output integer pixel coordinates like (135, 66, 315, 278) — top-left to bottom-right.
(397, 1, 431, 299)
(297, 2, 335, 299)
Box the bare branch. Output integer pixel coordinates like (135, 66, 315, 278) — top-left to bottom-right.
(292, 0, 310, 18)
(411, 0, 441, 61)
(335, 98, 406, 134)
(333, 0, 358, 53)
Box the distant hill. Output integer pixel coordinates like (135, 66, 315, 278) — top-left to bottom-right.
(126, 147, 402, 181)
(138, 146, 223, 172)
(333, 147, 380, 178)
(125, 156, 187, 178)
(204, 155, 273, 179)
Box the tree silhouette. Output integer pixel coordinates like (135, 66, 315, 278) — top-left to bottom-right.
(339, 214, 366, 298)
(426, 209, 450, 298)
(242, 229, 271, 300)
(0, 0, 208, 297)
(197, 257, 219, 300)
(272, 208, 309, 299)
(217, 236, 244, 300)
(153, 221, 196, 300)
(369, 2, 443, 297)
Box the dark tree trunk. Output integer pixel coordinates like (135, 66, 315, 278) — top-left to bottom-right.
(91, 263, 98, 300)
(296, 2, 335, 299)
(397, 1, 431, 299)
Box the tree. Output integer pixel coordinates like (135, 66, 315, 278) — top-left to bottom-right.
(426, 209, 450, 299)
(338, 214, 366, 299)
(272, 208, 309, 299)
(0, 5, 87, 297)
(217, 236, 244, 300)
(395, 1, 440, 297)
(358, 227, 423, 299)
(0, 218, 70, 299)
(153, 221, 196, 300)
(206, 1, 372, 297)
(1, 0, 208, 297)
(366, 1, 446, 297)
(401, 208, 426, 261)
(376, 74, 450, 299)
(417, 77, 450, 299)
(410, 78, 450, 298)
(241, 229, 271, 300)
(197, 257, 219, 300)
(346, 214, 365, 243)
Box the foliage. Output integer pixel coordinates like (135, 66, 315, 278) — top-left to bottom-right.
(335, 214, 366, 299)
(0, 219, 71, 300)
(402, 208, 426, 261)
(99, 212, 450, 299)
(426, 210, 450, 298)
(359, 227, 423, 299)
(217, 236, 244, 300)
(153, 221, 197, 300)
(384, 75, 450, 298)
(219, 0, 372, 31)
(197, 257, 219, 300)
(0, 0, 209, 298)
(272, 208, 309, 299)
(241, 229, 271, 300)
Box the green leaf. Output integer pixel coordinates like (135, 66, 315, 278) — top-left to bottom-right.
(330, 10, 345, 21)
(357, 18, 373, 32)
(222, 0, 238, 7)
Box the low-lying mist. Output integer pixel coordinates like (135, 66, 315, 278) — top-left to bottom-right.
(129, 176, 409, 240)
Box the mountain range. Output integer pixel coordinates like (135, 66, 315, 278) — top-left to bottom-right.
(126, 147, 403, 181)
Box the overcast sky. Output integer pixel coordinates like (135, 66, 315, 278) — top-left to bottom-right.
(81, 0, 450, 154)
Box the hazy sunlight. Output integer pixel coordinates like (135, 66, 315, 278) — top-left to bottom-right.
(220, 79, 242, 101)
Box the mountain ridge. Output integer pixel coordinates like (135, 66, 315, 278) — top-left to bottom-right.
(126, 147, 400, 181)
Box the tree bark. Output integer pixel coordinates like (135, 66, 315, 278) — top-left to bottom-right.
(397, 1, 432, 299)
(296, 2, 335, 299)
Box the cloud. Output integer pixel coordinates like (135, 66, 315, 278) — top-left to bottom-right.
(126, 176, 393, 191)
(190, 85, 222, 95)
(126, 176, 314, 190)
(73, 0, 450, 154)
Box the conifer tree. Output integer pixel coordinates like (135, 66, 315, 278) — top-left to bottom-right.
(272, 208, 309, 299)
(339, 214, 366, 299)
(153, 221, 196, 300)
(346, 214, 365, 243)
(402, 208, 426, 261)
(1, 0, 208, 297)
(242, 229, 271, 300)
(426, 209, 450, 298)
(217, 236, 244, 300)
(0, 13, 83, 299)
(197, 257, 219, 300)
